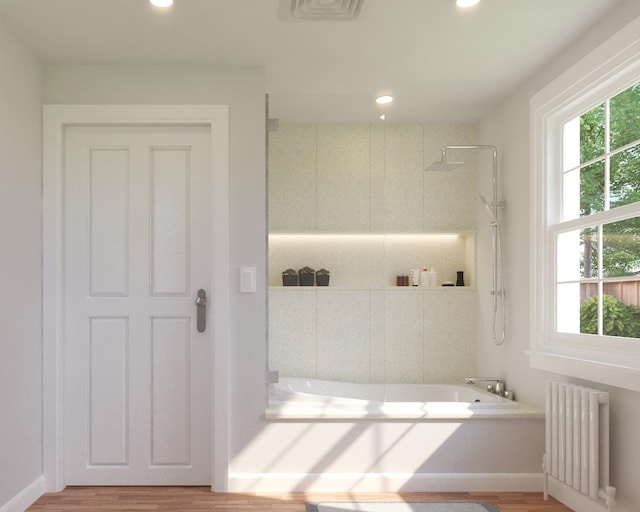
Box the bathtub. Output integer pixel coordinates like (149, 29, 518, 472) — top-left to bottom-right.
(266, 377, 543, 420)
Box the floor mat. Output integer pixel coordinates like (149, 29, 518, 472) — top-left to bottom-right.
(305, 502, 499, 512)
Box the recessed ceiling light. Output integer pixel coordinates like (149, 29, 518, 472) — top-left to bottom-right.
(380, 114, 386, 121)
(376, 95, 393, 104)
(150, 0, 173, 7)
(456, 0, 480, 7)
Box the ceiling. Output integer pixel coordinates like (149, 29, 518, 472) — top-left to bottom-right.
(0, 0, 626, 123)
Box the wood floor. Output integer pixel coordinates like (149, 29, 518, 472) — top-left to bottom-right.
(27, 487, 574, 512)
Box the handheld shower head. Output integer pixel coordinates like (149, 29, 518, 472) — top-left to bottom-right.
(425, 160, 464, 172)
(479, 194, 498, 225)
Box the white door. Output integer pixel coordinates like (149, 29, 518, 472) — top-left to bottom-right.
(63, 125, 212, 485)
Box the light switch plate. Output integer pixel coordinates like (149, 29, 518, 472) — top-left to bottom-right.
(240, 266, 257, 293)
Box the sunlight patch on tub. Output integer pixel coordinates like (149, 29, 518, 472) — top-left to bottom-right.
(228, 379, 544, 492)
(265, 377, 542, 420)
(228, 420, 461, 491)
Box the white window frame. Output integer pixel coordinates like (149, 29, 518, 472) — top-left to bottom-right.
(529, 16, 640, 392)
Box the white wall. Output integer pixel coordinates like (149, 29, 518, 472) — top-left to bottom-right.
(45, 66, 543, 493)
(477, 1, 640, 510)
(23, 0, 640, 503)
(44, 63, 267, 494)
(0, 17, 44, 510)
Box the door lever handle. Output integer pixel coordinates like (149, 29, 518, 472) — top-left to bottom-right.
(195, 289, 206, 333)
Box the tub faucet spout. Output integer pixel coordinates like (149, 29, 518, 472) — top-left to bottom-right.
(465, 377, 505, 395)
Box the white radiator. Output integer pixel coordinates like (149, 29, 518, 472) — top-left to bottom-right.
(543, 381, 616, 510)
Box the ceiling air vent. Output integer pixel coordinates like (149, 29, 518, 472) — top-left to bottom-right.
(282, 0, 366, 21)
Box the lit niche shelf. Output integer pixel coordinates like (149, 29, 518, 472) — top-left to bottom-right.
(268, 231, 476, 289)
(269, 286, 477, 290)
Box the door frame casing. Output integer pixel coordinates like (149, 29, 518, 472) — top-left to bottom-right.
(42, 105, 230, 492)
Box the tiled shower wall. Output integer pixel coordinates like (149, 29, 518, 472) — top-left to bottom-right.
(268, 123, 478, 384)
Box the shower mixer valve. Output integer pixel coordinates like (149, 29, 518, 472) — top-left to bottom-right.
(464, 377, 512, 399)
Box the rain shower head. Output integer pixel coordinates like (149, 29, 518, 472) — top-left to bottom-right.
(425, 160, 464, 172)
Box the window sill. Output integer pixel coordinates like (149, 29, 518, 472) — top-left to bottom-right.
(528, 350, 640, 392)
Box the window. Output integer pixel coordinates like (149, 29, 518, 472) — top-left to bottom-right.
(530, 16, 640, 392)
(557, 82, 640, 339)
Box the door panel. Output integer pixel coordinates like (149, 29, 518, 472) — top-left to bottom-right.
(150, 316, 191, 466)
(89, 147, 129, 296)
(150, 147, 190, 296)
(63, 125, 211, 485)
(89, 317, 128, 466)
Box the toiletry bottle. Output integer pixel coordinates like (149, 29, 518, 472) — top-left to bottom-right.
(411, 269, 420, 286)
(429, 268, 437, 288)
(420, 268, 429, 287)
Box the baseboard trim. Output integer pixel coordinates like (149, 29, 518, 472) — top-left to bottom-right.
(548, 479, 609, 512)
(228, 472, 544, 493)
(0, 476, 45, 512)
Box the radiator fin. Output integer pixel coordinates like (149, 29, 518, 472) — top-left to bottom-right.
(543, 381, 616, 510)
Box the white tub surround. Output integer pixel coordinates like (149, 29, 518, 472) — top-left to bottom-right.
(231, 399, 545, 492)
(266, 377, 543, 420)
(270, 286, 477, 384)
(268, 123, 479, 385)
